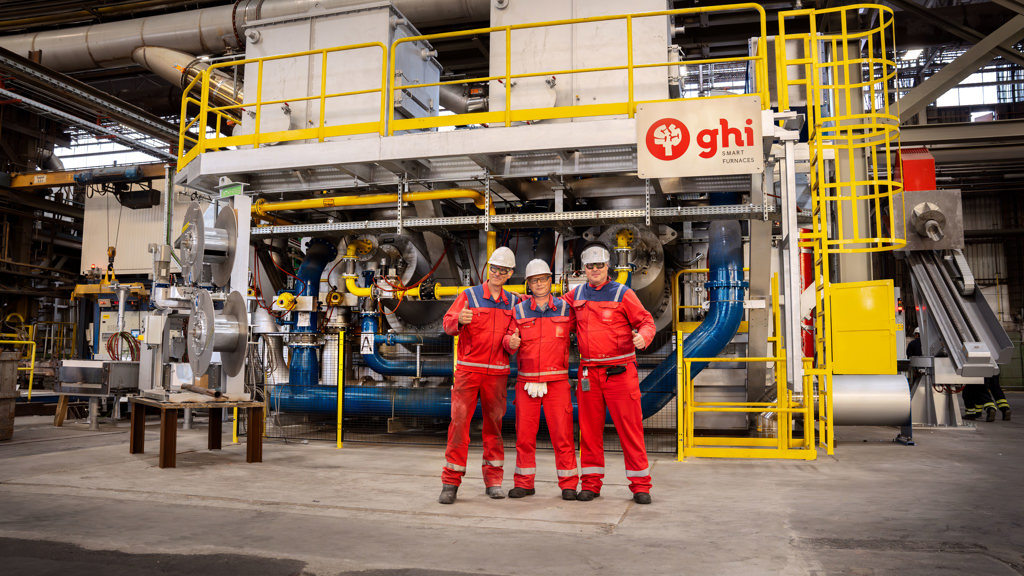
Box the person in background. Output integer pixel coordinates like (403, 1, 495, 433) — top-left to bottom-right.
(438, 246, 519, 504)
(562, 245, 656, 505)
(504, 259, 578, 501)
(906, 327, 922, 359)
(963, 373, 1012, 422)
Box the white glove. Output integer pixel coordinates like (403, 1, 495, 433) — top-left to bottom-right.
(525, 382, 548, 398)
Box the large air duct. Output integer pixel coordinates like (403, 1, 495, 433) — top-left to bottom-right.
(0, 0, 489, 73)
(131, 46, 243, 119)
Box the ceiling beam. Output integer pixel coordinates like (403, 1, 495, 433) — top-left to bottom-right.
(886, 0, 1024, 68)
(0, 46, 180, 145)
(899, 15, 1024, 123)
(990, 0, 1024, 17)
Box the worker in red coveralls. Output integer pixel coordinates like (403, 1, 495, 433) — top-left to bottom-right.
(562, 245, 656, 505)
(503, 259, 579, 501)
(438, 246, 519, 504)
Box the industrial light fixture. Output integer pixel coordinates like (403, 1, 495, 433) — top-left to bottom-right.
(901, 48, 922, 61)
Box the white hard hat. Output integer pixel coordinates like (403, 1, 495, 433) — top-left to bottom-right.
(524, 259, 552, 279)
(580, 245, 610, 266)
(487, 246, 516, 268)
(913, 327, 920, 335)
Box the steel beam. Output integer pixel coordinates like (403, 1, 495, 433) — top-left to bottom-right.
(887, 0, 1024, 69)
(899, 15, 1024, 123)
(0, 46, 180, 144)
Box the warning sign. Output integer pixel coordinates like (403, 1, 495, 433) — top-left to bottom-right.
(637, 97, 764, 178)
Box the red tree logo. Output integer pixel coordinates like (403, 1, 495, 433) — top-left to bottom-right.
(645, 118, 689, 160)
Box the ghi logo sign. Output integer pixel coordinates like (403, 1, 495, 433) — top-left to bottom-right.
(637, 97, 764, 178)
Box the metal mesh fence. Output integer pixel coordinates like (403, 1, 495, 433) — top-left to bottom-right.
(257, 330, 679, 453)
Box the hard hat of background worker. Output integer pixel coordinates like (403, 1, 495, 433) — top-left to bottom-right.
(524, 259, 552, 279)
(487, 246, 516, 269)
(913, 327, 920, 336)
(580, 245, 610, 266)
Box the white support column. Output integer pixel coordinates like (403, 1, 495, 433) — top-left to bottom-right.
(225, 194, 251, 397)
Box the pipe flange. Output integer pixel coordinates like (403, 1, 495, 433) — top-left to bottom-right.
(419, 278, 437, 300)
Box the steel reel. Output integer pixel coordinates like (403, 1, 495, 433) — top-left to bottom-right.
(187, 290, 248, 378)
(176, 201, 237, 287)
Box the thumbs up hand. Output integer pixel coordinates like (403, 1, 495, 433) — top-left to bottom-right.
(632, 329, 646, 349)
(458, 303, 473, 325)
(509, 328, 522, 350)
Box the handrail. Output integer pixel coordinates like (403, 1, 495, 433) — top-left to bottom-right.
(177, 5, 770, 167)
(388, 4, 769, 134)
(0, 339, 36, 400)
(177, 41, 388, 169)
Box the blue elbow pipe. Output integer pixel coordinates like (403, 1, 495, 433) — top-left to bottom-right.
(638, 193, 746, 418)
(289, 238, 338, 388)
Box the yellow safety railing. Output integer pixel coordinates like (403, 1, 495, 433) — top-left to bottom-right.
(679, 272, 815, 457)
(33, 321, 76, 359)
(777, 4, 902, 455)
(779, 4, 904, 254)
(177, 5, 770, 168)
(1, 339, 36, 400)
(677, 274, 816, 460)
(388, 5, 769, 134)
(177, 42, 388, 169)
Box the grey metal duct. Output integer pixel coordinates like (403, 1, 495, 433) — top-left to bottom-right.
(438, 83, 487, 113)
(0, 0, 489, 73)
(131, 46, 243, 118)
(0, 5, 238, 71)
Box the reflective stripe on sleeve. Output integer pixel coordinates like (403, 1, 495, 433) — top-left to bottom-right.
(557, 468, 579, 477)
(581, 467, 605, 475)
(515, 467, 537, 475)
(458, 360, 511, 370)
(613, 283, 626, 301)
(445, 462, 467, 472)
(483, 460, 504, 467)
(625, 468, 650, 477)
(581, 352, 636, 363)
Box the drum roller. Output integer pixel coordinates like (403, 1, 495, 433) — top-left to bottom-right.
(187, 290, 248, 378)
(177, 202, 237, 287)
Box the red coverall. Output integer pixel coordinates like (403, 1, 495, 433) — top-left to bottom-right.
(563, 279, 656, 495)
(502, 296, 578, 491)
(441, 283, 519, 488)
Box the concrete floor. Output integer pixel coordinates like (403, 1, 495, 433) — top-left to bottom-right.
(1, 393, 1022, 576)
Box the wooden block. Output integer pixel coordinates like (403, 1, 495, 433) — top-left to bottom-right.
(53, 395, 69, 427)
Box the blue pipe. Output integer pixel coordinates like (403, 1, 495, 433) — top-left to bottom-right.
(639, 193, 746, 417)
(288, 238, 338, 387)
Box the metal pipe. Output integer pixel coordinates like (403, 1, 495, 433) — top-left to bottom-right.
(638, 193, 747, 418)
(0, 0, 488, 73)
(132, 46, 244, 120)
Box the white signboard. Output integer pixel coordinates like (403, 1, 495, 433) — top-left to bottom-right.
(637, 96, 764, 178)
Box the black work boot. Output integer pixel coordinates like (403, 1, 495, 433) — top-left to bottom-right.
(1002, 407, 1012, 421)
(438, 484, 458, 505)
(485, 486, 506, 499)
(576, 490, 600, 501)
(633, 492, 652, 505)
(508, 487, 535, 498)
(561, 489, 577, 501)
(985, 407, 997, 422)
